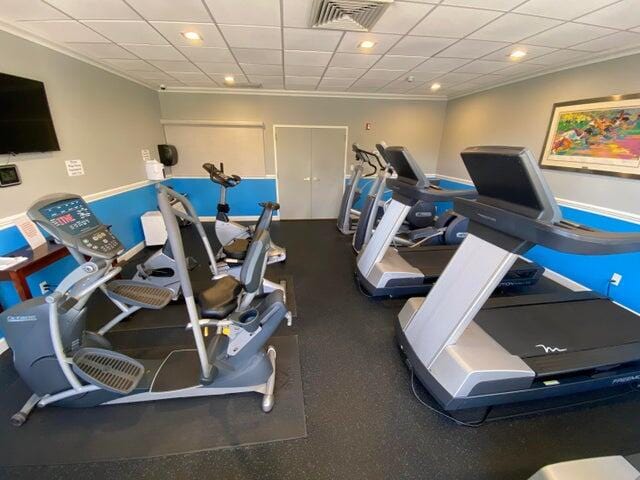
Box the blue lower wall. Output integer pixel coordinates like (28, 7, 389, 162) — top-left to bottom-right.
(440, 178, 640, 313)
(166, 178, 278, 217)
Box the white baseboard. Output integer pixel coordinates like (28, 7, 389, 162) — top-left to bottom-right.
(0, 338, 7, 355)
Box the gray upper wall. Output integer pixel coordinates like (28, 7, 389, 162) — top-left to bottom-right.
(0, 30, 164, 219)
(437, 53, 640, 216)
(158, 92, 447, 176)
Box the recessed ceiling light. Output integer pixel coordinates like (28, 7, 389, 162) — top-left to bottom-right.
(510, 49, 527, 60)
(181, 31, 202, 41)
(224, 75, 235, 85)
(359, 40, 376, 50)
(430, 83, 441, 92)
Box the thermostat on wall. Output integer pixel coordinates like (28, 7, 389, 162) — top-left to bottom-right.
(0, 164, 21, 187)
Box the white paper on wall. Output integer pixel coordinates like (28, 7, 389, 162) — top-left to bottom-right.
(65, 159, 85, 177)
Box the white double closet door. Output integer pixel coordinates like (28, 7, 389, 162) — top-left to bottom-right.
(275, 126, 347, 220)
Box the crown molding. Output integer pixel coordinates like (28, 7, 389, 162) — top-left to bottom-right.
(0, 20, 154, 91)
(159, 86, 447, 101)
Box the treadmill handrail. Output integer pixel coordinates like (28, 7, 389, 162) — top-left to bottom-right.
(455, 197, 640, 255)
(388, 177, 477, 204)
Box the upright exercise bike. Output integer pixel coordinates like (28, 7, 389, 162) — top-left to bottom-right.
(1, 186, 289, 425)
(203, 162, 286, 265)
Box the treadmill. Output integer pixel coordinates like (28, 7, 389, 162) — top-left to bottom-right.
(397, 146, 640, 416)
(356, 146, 544, 297)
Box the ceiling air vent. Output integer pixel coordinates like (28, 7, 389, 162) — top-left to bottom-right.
(310, 0, 394, 32)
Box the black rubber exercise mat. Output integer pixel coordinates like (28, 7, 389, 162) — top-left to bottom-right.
(0, 335, 306, 466)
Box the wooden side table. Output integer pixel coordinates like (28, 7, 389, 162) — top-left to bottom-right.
(0, 242, 70, 305)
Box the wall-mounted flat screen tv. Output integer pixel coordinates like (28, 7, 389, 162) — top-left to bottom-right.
(0, 72, 60, 155)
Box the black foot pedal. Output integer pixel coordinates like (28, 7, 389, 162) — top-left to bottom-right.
(106, 280, 173, 309)
(72, 348, 144, 394)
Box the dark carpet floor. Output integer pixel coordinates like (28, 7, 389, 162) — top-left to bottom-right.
(3, 219, 640, 479)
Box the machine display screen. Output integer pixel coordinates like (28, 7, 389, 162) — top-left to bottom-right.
(40, 198, 100, 235)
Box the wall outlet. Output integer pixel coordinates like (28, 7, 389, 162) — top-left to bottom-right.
(39, 281, 50, 294)
(610, 273, 622, 287)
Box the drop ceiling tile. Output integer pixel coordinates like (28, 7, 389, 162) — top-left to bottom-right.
(285, 65, 326, 76)
(208, 73, 248, 83)
(577, 0, 640, 30)
(125, 0, 211, 22)
(233, 48, 282, 64)
(361, 69, 405, 81)
(286, 76, 320, 89)
(195, 62, 243, 74)
(318, 77, 357, 88)
(324, 67, 367, 78)
(150, 22, 226, 47)
(283, 28, 342, 52)
(149, 60, 199, 72)
(83, 20, 167, 44)
(481, 44, 557, 62)
(436, 39, 509, 59)
(337, 32, 401, 54)
(389, 36, 457, 56)
(247, 75, 283, 88)
(218, 25, 281, 49)
(103, 58, 158, 71)
(531, 49, 591, 65)
(330, 53, 381, 68)
(67, 42, 136, 58)
(412, 57, 469, 73)
(441, 0, 524, 10)
(170, 71, 210, 81)
(0, 0, 68, 20)
(282, 0, 313, 27)
(434, 72, 482, 84)
(572, 31, 640, 52)
(382, 78, 426, 92)
(375, 55, 426, 70)
(22, 20, 109, 42)
(514, 0, 619, 20)
(241, 63, 283, 75)
(524, 23, 616, 49)
(132, 70, 176, 80)
(45, 0, 139, 20)
(184, 79, 219, 87)
(470, 14, 562, 43)
(350, 77, 389, 88)
(123, 44, 185, 60)
(407, 71, 443, 82)
(411, 6, 502, 38)
(372, 2, 435, 34)
(180, 46, 235, 62)
(285, 50, 333, 67)
(455, 59, 509, 74)
(496, 62, 547, 77)
(204, 0, 280, 26)
(465, 74, 505, 86)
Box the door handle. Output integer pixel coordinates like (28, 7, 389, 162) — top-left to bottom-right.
(303, 177, 310, 181)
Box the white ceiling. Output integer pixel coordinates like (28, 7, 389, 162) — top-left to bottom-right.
(1, 0, 640, 98)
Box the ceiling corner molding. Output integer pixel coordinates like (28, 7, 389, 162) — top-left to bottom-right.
(448, 45, 640, 102)
(160, 119, 265, 128)
(0, 20, 155, 91)
(158, 86, 447, 102)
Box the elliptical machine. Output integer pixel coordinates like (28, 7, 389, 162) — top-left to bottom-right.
(1, 186, 289, 425)
(133, 188, 284, 299)
(203, 162, 286, 265)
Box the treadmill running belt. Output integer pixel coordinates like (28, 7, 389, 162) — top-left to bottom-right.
(476, 298, 640, 360)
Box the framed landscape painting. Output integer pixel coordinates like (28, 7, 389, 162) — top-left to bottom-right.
(540, 94, 640, 179)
